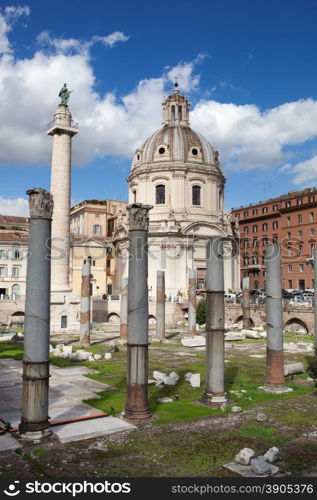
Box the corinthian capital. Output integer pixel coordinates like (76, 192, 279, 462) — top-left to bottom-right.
(27, 188, 54, 219)
(127, 203, 153, 231)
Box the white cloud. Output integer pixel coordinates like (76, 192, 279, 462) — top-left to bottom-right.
(190, 99, 317, 170)
(92, 31, 130, 48)
(0, 196, 28, 216)
(0, 6, 317, 187)
(288, 156, 317, 185)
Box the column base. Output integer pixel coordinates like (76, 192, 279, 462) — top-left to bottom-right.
(200, 392, 227, 408)
(258, 385, 293, 394)
(123, 407, 153, 422)
(18, 428, 52, 444)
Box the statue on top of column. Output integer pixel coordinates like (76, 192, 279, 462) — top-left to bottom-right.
(59, 83, 72, 105)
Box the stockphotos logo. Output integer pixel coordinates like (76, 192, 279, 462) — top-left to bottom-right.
(3, 481, 131, 497)
(4, 481, 20, 496)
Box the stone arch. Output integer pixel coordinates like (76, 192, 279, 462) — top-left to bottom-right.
(284, 318, 308, 334)
(235, 315, 255, 327)
(107, 312, 120, 324)
(148, 314, 156, 324)
(10, 311, 25, 326)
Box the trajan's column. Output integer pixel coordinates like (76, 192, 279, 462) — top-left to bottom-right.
(47, 84, 78, 292)
(47, 84, 79, 332)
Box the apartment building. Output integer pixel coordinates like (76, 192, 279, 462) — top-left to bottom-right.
(231, 187, 317, 291)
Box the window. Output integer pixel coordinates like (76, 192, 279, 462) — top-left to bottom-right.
(311, 244, 315, 256)
(262, 206, 268, 214)
(297, 198, 302, 206)
(252, 208, 258, 215)
(178, 105, 182, 120)
(288, 280, 293, 289)
(286, 200, 291, 208)
(171, 105, 175, 121)
(84, 259, 96, 266)
(288, 265, 292, 272)
(287, 246, 292, 257)
(243, 255, 249, 266)
(156, 185, 165, 204)
(298, 230, 303, 237)
(273, 235, 278, 243)
(61, 316, 67, 329)
(298, 214, 302, 225)
(253, 238, 257, 247)
(287, 216, 291, 227)
(95, 213, 100, 219)
(299, 245, 303, 255)
(299, 264, 304, 272)
(244, 211, 249, 217)
(309, 195, 315, 203)
(287, 232, 291, 239)
(192, 185, 201, 206)
(111, 206, 117, 214)
(197, 278, 205, 289)
(262, 237, 268, 245)
(262, 223, 268, 231)
(253, 253, 258, 265)
(0, 267, 6, 277)
(93, 224, 102, 235)
(252, 225, 257, 233)
(12, 267, 19, 278)
(310, 212, 314, 223)
(310, 228, 315, 236)
(273, 204, 279, 211)
(13, 249, 21, 259)
(244, 239, 249, 248)
(0, 250, 7, 259)
(244, 226, 249, 234)
(272, 221, 278, 230)
(235, 213, 240, 219)
(191, 148, 198, 156)
(263, 270, 266, 276)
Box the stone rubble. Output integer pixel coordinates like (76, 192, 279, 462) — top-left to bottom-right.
(250, 457, 272, 475)
(264, 447, 279, 463)
(231, 406, 242, 413)
(235, 448, 256, 466)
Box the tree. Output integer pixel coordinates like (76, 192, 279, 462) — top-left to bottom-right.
(196, 299, 206, 325)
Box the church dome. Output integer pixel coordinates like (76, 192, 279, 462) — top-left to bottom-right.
(131, 84, 220, 171)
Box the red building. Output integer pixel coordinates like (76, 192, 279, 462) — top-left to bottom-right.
(231, 187, 317, 291)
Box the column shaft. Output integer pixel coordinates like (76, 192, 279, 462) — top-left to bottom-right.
(201, 237, 227, 407)
(188, 269, 196, 336)
(120, 277, 128, 340)
(242, 287, 251, 329)
(156, 270, 165, 339)
(19, 189, 53, 438)
(80, 261, 91, 347)
(124, 203, 153, 421)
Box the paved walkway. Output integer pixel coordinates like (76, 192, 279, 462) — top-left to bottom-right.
(0, 359, 135, 449)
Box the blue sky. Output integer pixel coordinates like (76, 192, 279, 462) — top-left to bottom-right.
(0, 0, 317, 215)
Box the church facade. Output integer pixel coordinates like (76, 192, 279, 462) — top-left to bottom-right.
(114, 85, 240, 298)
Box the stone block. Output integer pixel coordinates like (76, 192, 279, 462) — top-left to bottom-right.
(264, 447, 279, 463)
(250, 457, 272, 475)
(235, 448, 255, 465)
(163, 371, 180, 386)
(157, 397, 173, 403)
(94, 354, 102, 360)
(284, 362, 305, 376)
(181, 336, 206, 347)
(153, 371, 166, 381)
(62, 345, 72, 355)
(187, 373, 200, 388)
(242, 329, 261, 339)
(231, 406, 242, 413)
(104, 353, 112, 360)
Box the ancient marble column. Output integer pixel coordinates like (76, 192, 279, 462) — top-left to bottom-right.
(124, 203, 153, 420)
(19, 188, 53, 441)
(47, 103, 78, 292)
(188, 269, 197, 336)
(242, 285, 251, 329)
(156, 270, 165, 340)
(260, 243, 292, 393)
(201, 236, 227, 407)
(80, 260, 91, 347)
(120, 277, 128, 340)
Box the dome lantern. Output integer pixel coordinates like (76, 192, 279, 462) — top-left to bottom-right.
(162, 82, 190, 127)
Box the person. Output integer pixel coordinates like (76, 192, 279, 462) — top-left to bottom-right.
(59, 83, 72, 105)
